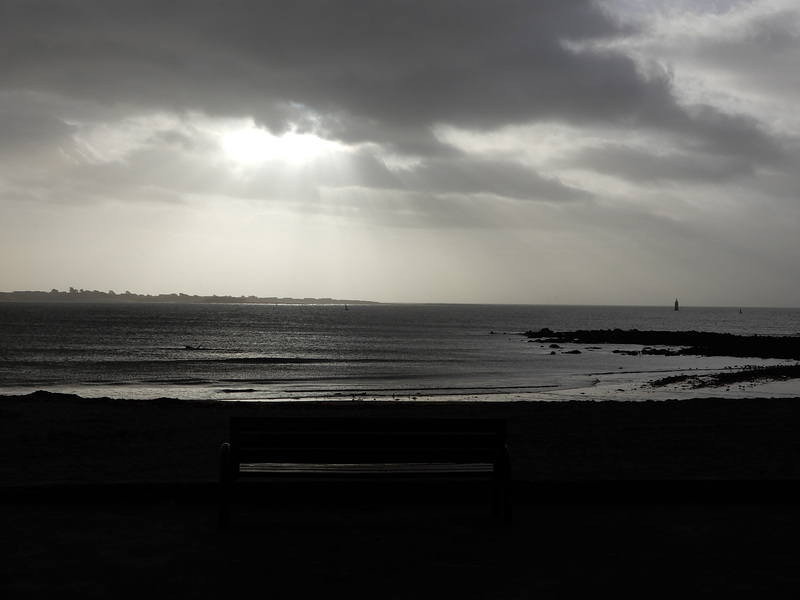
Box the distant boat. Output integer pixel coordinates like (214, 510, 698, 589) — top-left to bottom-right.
(674, 298, 679, 311)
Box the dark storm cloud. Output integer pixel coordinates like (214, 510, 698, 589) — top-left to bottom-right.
(400, 157, 590, 201)
(678, 104, 787, 167)
(0, 0, 794, 203)
(1, 0, 674, 155)
(0, 95, 75, 156)
(562, 101, 791, 187)
(566, 143, 756, 184)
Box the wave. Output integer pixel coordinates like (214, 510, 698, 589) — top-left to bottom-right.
(220, 357, 396, 364)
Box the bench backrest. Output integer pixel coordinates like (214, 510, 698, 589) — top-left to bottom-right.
(228, 417, 507, 466)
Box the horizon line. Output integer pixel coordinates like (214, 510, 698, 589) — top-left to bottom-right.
(0, 289, 797, 310)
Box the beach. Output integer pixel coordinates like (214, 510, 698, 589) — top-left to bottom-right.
(3, 392, 800, 597)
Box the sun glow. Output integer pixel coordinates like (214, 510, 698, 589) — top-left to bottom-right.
(222, 125, 342, 164)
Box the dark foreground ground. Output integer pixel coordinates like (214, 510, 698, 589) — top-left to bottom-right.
(2, 392, 800, 598)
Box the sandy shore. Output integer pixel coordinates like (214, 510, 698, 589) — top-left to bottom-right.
(3, 392, 800, 597)
(3, 391, 800, 485)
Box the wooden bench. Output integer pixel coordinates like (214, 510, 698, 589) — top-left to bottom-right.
(219, 416, 512, 526)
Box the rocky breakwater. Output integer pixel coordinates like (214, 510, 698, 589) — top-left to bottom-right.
(524, 328, 800, 360)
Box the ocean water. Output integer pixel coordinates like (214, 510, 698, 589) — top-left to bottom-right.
(1, 302, 799, 402)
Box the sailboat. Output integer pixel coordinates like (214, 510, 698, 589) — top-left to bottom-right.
(674, 298, 679, 311)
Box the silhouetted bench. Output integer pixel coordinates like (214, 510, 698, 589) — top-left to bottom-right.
(219, 416, 512, 526)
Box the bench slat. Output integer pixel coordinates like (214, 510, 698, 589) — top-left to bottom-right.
(230, 416, 506, 433)
(239, 462, 496, 474)
(234, 431, 500, 449)
(236, 447, 501, 464)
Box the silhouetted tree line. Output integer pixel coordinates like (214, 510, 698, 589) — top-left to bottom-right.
(0, 289, 375, 305)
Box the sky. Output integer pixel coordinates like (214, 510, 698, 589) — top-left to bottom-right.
(1, 0, 798, 306)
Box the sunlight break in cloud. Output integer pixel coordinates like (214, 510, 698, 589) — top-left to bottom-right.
(221, 122, 345, 165)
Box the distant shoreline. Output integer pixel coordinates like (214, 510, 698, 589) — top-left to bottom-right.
(0, 289, 378, 305)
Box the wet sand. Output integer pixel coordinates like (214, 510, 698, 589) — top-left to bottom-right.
(2, 392, 800, 597)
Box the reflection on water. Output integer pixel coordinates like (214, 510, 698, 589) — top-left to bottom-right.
(1, 303, 799, 401)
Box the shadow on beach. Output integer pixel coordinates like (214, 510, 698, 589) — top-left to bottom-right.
(4, 481, 800, 598)
(2, 392, 800, 597)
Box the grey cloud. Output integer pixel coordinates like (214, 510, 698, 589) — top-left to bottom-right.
(567, 143, 756, 184)
(400, 158, 589, 201)
(0, 100, 75, 158)
(2, 0, 792, 205)
(6, 0, 786, 172)
(672, 6, 800, 99)
(235, 151, 589, 204)
(561, 100, 790, 189)
(679, 103, 787, 166)
(1, 0, 679, 155)
(217, 152, 588, 206)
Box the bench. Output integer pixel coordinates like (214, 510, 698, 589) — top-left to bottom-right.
(219, 416, 512, 526)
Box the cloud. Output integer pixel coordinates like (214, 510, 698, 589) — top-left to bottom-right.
(397, 157, 590, 202)
(565, 142, 756, 184)
(1, 0, 799, 304)
(0, 2, 663, 148)
(6, 1, 785, 179)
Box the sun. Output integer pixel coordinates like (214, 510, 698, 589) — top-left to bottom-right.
(222, 124, 342, 164)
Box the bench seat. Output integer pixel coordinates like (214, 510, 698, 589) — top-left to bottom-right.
(239, 462, 497, 474)
(219, 416, 512, 525)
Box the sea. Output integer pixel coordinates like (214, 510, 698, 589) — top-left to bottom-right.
(2, 302, 800, 402)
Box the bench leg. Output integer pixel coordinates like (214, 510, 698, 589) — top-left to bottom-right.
(492, 478, 501, 517)
(219, 442, 232, 527)
(497, 444, 512, 526)
(503, 477, 512, 526)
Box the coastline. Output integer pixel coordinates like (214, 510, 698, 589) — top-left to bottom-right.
(4, 357, 800, 404)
